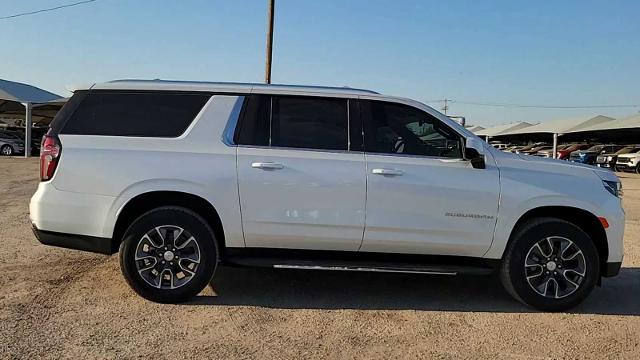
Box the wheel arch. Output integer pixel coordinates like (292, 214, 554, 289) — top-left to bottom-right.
(111, 191, 226, 256)
(506, 206, 608, 275)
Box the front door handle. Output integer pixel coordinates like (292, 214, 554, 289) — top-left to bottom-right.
(372, 168, 404, 176)
(251, 162, 284, 170)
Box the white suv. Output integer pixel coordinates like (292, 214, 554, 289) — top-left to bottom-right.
(615, 152, 640, 174)
(30, 80, 624, 311)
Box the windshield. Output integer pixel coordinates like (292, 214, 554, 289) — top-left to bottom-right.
(616, 147, 639, 155)
(587, 145, 604, 152)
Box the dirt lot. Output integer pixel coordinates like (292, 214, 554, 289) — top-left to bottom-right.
(0, 158, 638, 359)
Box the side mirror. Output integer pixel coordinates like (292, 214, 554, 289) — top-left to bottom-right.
(465, 137, 486, 169)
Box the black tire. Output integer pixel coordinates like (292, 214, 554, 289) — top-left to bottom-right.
(1, 145, 13, 156)
(500, 217, 599, 311)
(119, 206, 218, 303)
(636, 165, 640, 175)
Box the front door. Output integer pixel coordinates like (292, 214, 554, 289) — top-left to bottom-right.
(235, 95, 366, 251)
(358, 99, 500, 257)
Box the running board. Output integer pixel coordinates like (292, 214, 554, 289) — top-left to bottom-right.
(224, 255, 494, 276)
(272, 264, 458, 275)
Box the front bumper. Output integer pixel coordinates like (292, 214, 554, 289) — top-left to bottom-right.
(615, 163, 637, 171)
(31, 223, 114, 254)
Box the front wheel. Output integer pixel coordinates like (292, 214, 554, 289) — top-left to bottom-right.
(119, 206, 218, 303)
(500, 218, 599, 311)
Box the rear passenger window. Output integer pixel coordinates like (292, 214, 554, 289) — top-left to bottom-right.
(236, 95, 349, 151)
(61, 92, 210, 137)
(361, 100, 462, 158)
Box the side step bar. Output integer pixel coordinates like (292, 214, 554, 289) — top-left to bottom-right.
(273, 264, 458, 275)
(225, 256, 494, 276)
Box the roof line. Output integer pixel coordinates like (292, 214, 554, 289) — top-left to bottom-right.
(106, 79, 379, 94)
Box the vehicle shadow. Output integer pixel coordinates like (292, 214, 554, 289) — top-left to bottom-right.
(187, 266, 640, 315)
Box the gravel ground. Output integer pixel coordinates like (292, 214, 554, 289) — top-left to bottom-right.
(0, 158, 638, 359)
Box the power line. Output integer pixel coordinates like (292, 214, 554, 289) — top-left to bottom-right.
(425, 99, 639, 109)
(0, 0, 98, 21)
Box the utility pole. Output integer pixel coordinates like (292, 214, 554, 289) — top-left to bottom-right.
(265, 0, 275, 84)
(441, 98, 450, 115)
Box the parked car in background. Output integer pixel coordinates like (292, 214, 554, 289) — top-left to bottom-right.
(570, 145, 625, 165)
(30, 80, 624, 311)
(615, 150, 640, 174)
(490, 142, 510, 150)
(504, 145, 523, 152)
(536, 144, 573, 158)
(597, 146, 640, 170)
(0, 131, 25, 156)
(521, 145, 551, 155)
(514, 142, 547, 154)
(556, 143, 590, 160)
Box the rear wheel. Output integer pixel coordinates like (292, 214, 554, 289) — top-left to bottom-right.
(119, 206, 218, 303)
(500, 218, 599, 311)
(1, 145, 13, 156)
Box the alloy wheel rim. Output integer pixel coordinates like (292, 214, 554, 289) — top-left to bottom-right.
(1, 147, 11, 155)
(524, 236, 586, 299)
(134, 225, 201, 289)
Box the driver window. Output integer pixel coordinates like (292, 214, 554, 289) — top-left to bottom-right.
(362, 100, 462, 158)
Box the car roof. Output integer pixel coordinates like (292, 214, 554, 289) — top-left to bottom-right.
(87, 79, 380, 97)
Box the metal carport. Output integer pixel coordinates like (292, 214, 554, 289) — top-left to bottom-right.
(474, 122, 535, 141)
(562, 114, 640, 143)
(494, 115, 616, 158)
(0, 79, 63, 157)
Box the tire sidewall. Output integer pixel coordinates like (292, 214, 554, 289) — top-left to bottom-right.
(119, 207, 218, 303)
(506, 220, 599, 311)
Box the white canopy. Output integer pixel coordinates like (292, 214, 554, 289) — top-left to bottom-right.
(475, 122, 534, 137)
(466, 125, 485, 133)
(573, 114, 640, 132)
(501, 115, 615, 135)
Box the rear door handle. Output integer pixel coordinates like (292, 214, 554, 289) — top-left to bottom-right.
(251, 162, 284, 170)
(371, 168, 404, 176)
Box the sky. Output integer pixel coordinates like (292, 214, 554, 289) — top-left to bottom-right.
(1, 0, 639, 127)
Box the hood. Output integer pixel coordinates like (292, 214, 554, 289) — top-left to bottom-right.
(618, 153, 640, 159)
(488, 147, 619, 182)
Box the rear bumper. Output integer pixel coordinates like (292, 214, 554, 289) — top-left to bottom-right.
(31, 223, 114, 255)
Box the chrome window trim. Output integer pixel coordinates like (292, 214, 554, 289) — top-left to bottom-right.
(236, 144, 362, 156)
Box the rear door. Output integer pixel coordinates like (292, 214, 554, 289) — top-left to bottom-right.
(359, 99, 500, 257)
(235, 95, 366, 251)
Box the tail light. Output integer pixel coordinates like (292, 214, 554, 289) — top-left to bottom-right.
(40, 135, 61, 181)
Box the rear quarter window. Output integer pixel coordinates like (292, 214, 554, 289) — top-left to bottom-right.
(59, 91, 210, 137)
